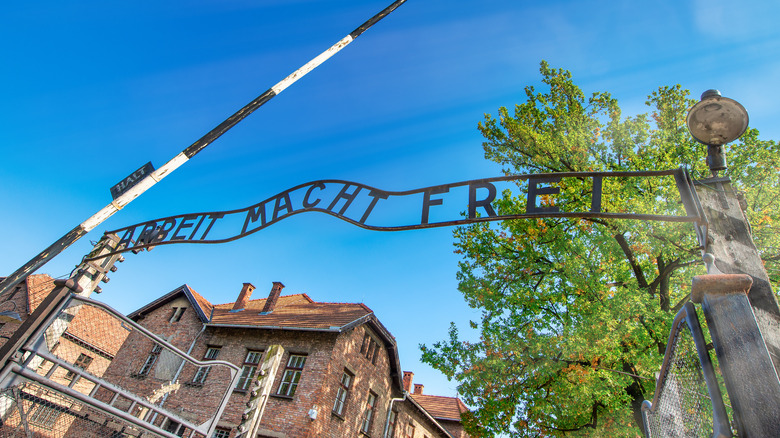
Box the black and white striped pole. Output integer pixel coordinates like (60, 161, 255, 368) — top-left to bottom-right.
(0, 0, 408, 297)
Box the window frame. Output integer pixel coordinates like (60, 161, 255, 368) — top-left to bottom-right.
(64, 352, 93, 381)
(276, 354, 307, 397)
(387, 409, 398, 438)
(138, 344, 162, 376)
(405, 422, 416, 438)
(332, 369, 353, 417)
(169, 307, 186, 323)
(360, 391, 378, 434)
(192, 346, 221, 384)
(28, 403, 61, 429)
(236, 350, 263, 391)
(212, 428, 231, 438)
(360, 333, 380, 364)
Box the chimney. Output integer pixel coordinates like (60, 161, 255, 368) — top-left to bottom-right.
(232, 283, 255, 311)
(260, 282, 285, 314)
(413, 384, 424, 395)
(403, 371, 414, 393)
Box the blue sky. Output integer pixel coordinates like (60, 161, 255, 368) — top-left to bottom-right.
(3, 0, 780, 401)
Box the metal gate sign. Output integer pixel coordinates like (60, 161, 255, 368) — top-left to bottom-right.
(98, 168, 705, 258)
(110, 162, 155, 200)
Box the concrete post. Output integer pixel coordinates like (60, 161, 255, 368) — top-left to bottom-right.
(695, 178, 780, 371)
(692, 274, 780, 436)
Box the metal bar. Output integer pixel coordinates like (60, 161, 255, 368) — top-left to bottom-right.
(0, 279, 75, 367)
(0, 0, 408, 298)
(66, 296, 239, 374)
(21, 350, 199, 433)
(44, 363, 57, 379)
(92, 211, 701, 259)
(641, 302, 733, 437)
(682, 302, 732, 438)
(11, 364, 186, 438)
(12, 387, 34, 438)
(90, 170, 702, 259)
(18, 295, 241, 436)
(692, 273, 780, 436)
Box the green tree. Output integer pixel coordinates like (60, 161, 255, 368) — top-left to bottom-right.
(421, 61, 780, 437)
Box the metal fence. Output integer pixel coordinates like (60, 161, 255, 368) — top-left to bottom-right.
(641, 302, 732, 438)
(0, 381, 159, 437)
(0, 295, 240, 438)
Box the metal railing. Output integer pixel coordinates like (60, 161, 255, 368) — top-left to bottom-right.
(641, 302, 731, 438)
(0, 294, 240, 438)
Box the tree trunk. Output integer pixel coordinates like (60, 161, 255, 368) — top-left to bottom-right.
(658, 255, 670, 312)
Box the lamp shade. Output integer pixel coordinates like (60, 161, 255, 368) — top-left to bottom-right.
(687, 90, 749, 146)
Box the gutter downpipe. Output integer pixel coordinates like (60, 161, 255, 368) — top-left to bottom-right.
(383, 393, 407, 438)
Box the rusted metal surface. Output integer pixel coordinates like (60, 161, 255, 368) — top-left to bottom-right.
(90, 168, 704, 260)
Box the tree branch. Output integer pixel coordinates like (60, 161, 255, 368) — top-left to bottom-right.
(614, 233, 649, 289)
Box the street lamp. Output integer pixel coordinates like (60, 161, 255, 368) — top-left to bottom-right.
(686, 89, 749, 176)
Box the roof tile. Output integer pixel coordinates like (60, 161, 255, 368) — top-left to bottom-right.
(411, 394, 468, 421)
(210, 295, 371, 330)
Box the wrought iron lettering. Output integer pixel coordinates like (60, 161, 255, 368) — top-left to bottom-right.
(98, 169, 704, 259)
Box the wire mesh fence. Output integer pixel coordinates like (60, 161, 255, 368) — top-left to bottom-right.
(0, 295, 239, 438)
(0, 380, 158, 437)
(642, 303, 732, 438)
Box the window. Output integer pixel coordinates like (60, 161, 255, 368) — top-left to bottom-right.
(138, 344, 162, 376)
(236, 350, 263, 391)
(360, 391, 377, 434)
(169, 307, 186, 323)
(387, 410, 397, 438)
(332, 370, 353, 416)
(163, 419, 185, 437)
(405, 422, 415, 438)
(212, 428, 230, 438)
(360, 333, 380, 364)
(276, 354, 306, 397)
(28, 404, 61, 429)
(65, 353, 93, 380)
(192, 347, 221, 384)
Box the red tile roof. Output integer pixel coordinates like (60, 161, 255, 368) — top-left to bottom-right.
(209, 294, 372, 330)
(411, 394, 469, 421)
(25, 274, 57, 313)
(13, 274, 130, 357)
(186, 285, 214, 320)
(67, 304, 130, 357)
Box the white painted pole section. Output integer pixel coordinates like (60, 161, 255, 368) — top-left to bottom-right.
(82, 152, 189, 231)
(85, 34, 356, 232)
(272, 35, 354, 94)
(0, 0, 408, 297)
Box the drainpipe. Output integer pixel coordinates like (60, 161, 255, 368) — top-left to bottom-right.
(383, 393, 407, 438)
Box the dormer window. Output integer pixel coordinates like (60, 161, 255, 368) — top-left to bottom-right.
(360, 333, 380, 365)
(169, 307, 186, 323)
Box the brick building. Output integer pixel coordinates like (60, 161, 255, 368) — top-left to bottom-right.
(112, 281, 469, 437)
(402, 373, 470, 438)
(0, 277, 470, 437)
(0, 274, 134, 436)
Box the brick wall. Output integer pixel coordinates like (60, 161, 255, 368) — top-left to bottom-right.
(98, 290, 461, 438)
